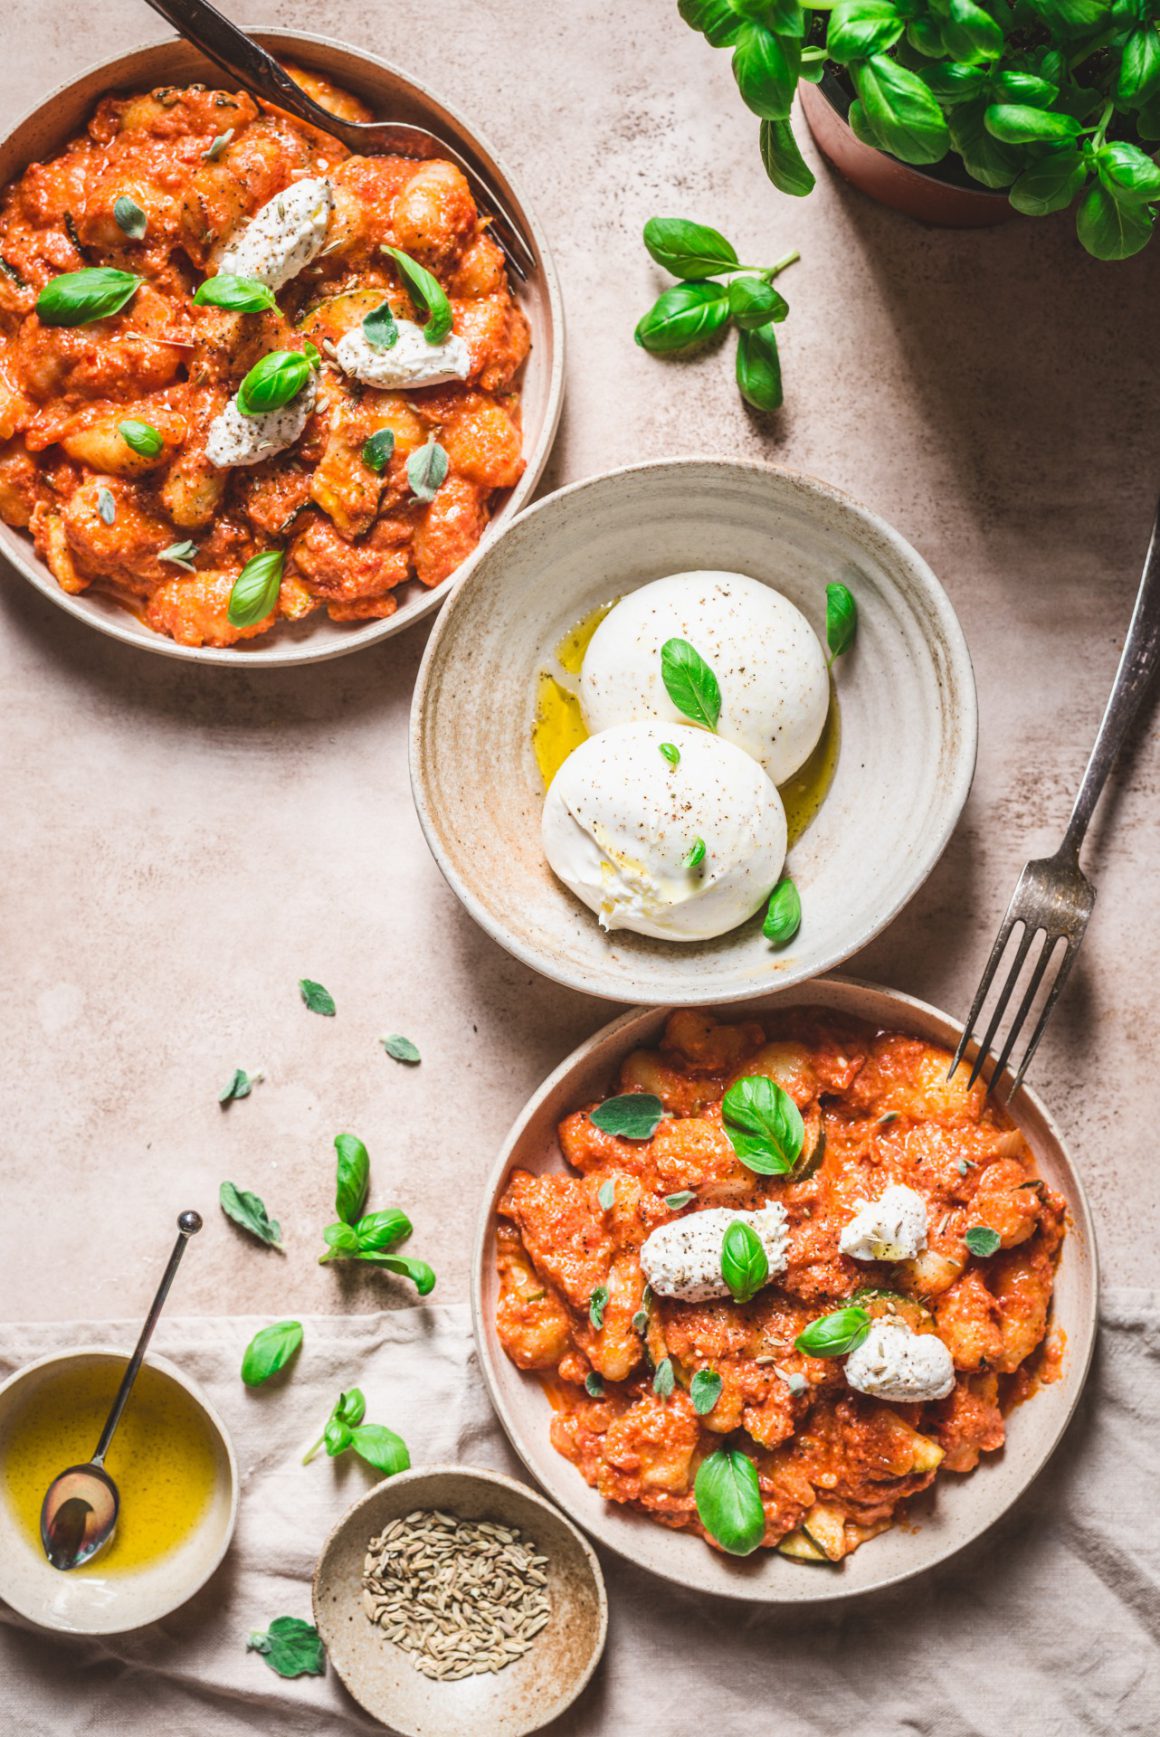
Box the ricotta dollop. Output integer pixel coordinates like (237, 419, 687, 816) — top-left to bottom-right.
(205, 373, 316, 469)
(640, 1204, 789, 1304)
(838, 1184, 929, 1263)
(334, 320, 471, 391)
(843, 1319, 955, 1403)
(217, 176, 333, 290)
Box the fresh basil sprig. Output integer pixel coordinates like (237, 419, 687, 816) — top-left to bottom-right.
(382, 245, 453, 343)
(118, 419, 163, 458)
(36, 267, 140, 326)
(113, 195, 147, 240)
(825, 583, 857, 664)
(194, 274, 279, 313)
(589, 1092, 663, 1140)
(318, 1133, 435, 1294)
(227, 549, 283, 627)
(241, 1319, 303, 1386)
(694, 1448, 765, 1556)
(661, 637, 721, 730)
(795, 1306, 872, 1358)
(763, 877, 801, 946)
(220, 1181, 282, 1249)
(722, 1075, 804, 1175)
(236, 350, 312, 416)
(721, 1219, 769, 1304)
(247, 1616, 325, 1678)
(406, 438, 449, 503)
(302, 1386, 411, 1477)
(635, 215, 799, 408)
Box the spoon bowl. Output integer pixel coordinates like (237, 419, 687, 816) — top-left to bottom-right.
(40, 1463, 119, 1570)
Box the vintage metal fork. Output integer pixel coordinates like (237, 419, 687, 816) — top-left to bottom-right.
(951, 494, 1160, 1098)
(141, 0, 536, 281)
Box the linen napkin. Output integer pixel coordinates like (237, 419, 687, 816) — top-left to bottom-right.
(1, 1293, 1157, 1735)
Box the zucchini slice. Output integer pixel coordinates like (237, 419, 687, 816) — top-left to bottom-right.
(778, 1528, 829, 1563)
(801, 1501, 847, 1561)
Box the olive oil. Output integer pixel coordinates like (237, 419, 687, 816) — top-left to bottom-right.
(2, 1360, 218, 1573)
(531, 606, 840, 844)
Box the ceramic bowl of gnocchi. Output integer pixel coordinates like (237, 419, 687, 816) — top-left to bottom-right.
(471, 975, 1098, 1603)
(0, 30, 563, 663)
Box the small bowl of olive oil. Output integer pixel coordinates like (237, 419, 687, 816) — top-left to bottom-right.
(0, 1347, 237, 1633)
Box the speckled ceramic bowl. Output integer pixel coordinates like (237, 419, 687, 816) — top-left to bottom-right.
(313, 1464, 607, 1735)
(411, 459, 977, 1005)
(0, 1347, 237, 1634)
(472, 977, 1098, 1604)
(0, 30, 563, 665)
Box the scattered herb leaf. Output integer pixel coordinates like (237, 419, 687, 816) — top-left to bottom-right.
(763, 876, 801, 946)
(598, 1179, 616, 1210)
(241, 1319, 303, 1386)
(406, 438, 449, 503)
(660, 637, 721, 730)
(585, 1372, 605, 1398)
(334, 1133, 370, 1226)
(659, 741, 681, 766)
(795, 1306, 872, 1358)
(362, 427, 395, 473)
(589, 1093, 663, 1141)
(220, 1182, 282, 1249)
(219, 1067, 260, 1104)
(299, 978, 336, 1016)
(236, 349, 312, 416)
(228, 549, 283, 626)
(825, 583, 857, 664)
(97, 487, 116, 525)
(247, 1616, 325, 1678)
(683, 837, 707, 870)
(193, 273, 278, 312)
(381, 1034, 420, 1065)
(112, 195, 147, 240)
(690, 1368, 723, 1415)
(665, 1190, 695, 1209)
(159, 539, 198, 571)
(965, 1225, 1001, 1257)
(653, 1356, 675, 1398)
(118, 418, 163, 458)
(203, 128, 234, 162)
(589, 1284, 610, 1329)
(363, 299, 399, 351)
(721, 1219, 769, 1304)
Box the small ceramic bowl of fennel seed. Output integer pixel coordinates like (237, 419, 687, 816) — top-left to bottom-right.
(313, 1464, 607, 1735)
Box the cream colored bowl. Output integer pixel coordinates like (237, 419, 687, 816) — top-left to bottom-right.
(411, 460, 977, 1005)
(471, 977, 1098, 1603)
(0, 1347, 237, 1633)
(0, 31, 563, 665)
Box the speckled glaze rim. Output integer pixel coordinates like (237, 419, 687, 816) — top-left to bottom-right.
(0, 27, 565, 666)
(410, 455, 979, 1005)
(0, 1344, 239, 1634)
(312, 1462, 608, 1734)
(471, 975, 1099, 1604)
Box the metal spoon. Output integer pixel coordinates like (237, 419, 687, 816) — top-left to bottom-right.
(40, 1210, 202, 1571)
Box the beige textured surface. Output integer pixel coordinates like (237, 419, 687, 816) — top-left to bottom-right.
(2, 0, 1159, 1338)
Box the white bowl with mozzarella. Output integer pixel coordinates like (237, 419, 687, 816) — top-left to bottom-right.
(411, 458, 978, 1005)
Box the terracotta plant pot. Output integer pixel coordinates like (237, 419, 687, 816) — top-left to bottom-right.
(799, 73, 1018, 229)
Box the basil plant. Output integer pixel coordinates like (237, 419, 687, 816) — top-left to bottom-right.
(680, 0, 1160, 260)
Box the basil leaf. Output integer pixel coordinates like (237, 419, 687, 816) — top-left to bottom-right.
(355, 1209, 412, 1252)
(665, 1190, 695, 1209)
(722, 1074, 804, 1175)
(363, 299, 399, 350)
(721, 1218, 769, 1303)
(219, 1066, 257, 1103)
(642, 216, 738, 279)
(335, 1387, 367, 1427)
(989, 71, 1059, 108)
(349, 1422, 412, 1476)
(741, 0, 805, 38)
(113, 195, 147, 240)
(851, 55, 950, 166)
(406, 439, 449, 503)
(947, 98, 1025, 189)
(659, 741, 681, 766)
(920, 62, 988, 106)
(324, 1417, 352, 1457)
(362, 428, 395, 473)
(589, 1284, 610, 1329)
(382, 1033, 420, 1064)
(220, 1182, 282, 1248)
(736, 322, 783, 410)
(653, 1356, 675, 1398)
(942, 0, 1003, 62)
(37, 267, 140, 326)
(1119, 25, 1160, 107)
(825, 581, 857, 661)
(319, 1222, 360, 1261)
(759, 118, 816, 195)
(661, 637, 722, 729)
(690, 1368, 723, 1415)
(228, 549, 283, 627)
(590, 1092, 663, 1140)
(632, 1288, 652, 1336)
(204, 129, 234, 162)
(984, 105, 1081, 146)
(334, 1133, 370, 1225)
(634, 280, 731, 353)
(683, 837, 707, 870)
(794, 1306, 871, 1357)
(118, 419, 163, 458)
(193, 274, 279, 313)
(799, 44, 827, 84)
(694, 1449, 765, 1555)
(731, 23, 800, 122)
(598, 1179, 616, 1210)
(357, 1251, 437, 1294)
(299, 977, 335, 1016)
(1076, 183, 1154, 260)
(1009, 151, 1088, 217)
(247, 1616, 325, 1679)
(240, 1319, 303, 1386)
(763, 876, 802, 945)
(1096, 141, 1160, 204)
(236, 350, 312, 416)
(381, 245, 453, 343)
(585, 1372, 605, 1397)
(678, 0, 746, 47)
(159, 539, 198, 571)
(728, 273, 788, 329)
(827, 0, 905, 63)
(965, 1224, 1001, 1257)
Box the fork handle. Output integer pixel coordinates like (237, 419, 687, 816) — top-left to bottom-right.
(1063, 496, 1160, 858)
(141, 0, 358, 146)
